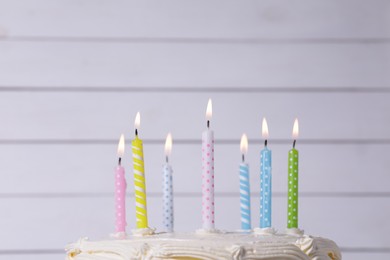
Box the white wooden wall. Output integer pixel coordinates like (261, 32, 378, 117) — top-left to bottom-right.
(0, 0, 389, 259)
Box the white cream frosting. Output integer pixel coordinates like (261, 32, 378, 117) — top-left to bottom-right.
(253, 227, 276, 235)
(66, 232, 341, 260)
(131, 227, 156, 237)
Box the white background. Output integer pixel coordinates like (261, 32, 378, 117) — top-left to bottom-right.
(0, 0, 389, 259)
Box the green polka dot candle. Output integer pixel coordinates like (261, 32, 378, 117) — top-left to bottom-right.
(287, 119, 299, 229)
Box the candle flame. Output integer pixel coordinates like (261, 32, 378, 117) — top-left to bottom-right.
(262, 117, 269, 139)
(206, 98, 212, 121)
(134, 112, 141, 129)
(292, 118, 299, 139)
(164, 132, 172, 156)
(240, 134, 248, 155)
(117, 134, 125, 157)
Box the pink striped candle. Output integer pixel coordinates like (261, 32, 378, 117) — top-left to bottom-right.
(115, 134, 127, 233)
(202, 99, 215, 230)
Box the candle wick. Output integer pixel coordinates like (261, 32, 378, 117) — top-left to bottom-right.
(135, 129, 138, 136)
(293, 139, 296, 148)
(207, 120, 210, 129)
(166, 156, 169, 163)
(265, 139, 268, 147)
(118, 157, 122, 166)
(242, 154, 245, 163)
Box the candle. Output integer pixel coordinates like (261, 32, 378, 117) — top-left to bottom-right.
(163, 133, 174, 232)
(287, 118, 299, 229)
(202, 99, 215, 230)
(132, 112, 149, 229)
(239, 134, 251, 230)
(260, 118, 272, 228)
(115, 134, 127, 233)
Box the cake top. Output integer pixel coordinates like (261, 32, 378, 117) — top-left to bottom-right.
(66, 231, 341, 260)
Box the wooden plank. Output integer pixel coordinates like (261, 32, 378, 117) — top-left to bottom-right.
(0, 42, 388, 88)
(0, 0, 388, 39)
(0, 197, 388, 250)
(0, 143, 388, 194)
(0, 92, 389, 140)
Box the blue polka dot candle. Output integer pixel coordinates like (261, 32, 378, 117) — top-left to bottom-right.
(287, 118, 299, 229)
(260, 118, 272, 228)
(163, 133, 174, 232)
(239, 134, 251, 230)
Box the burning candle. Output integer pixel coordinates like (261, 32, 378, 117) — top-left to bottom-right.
(115, 134, 127, 233)
(239, 134, 251, 230)
(287, 118, 299, 229)
(260, 118, 272, 228)
(202, 99, 215, 230)
(132, 112, 149, 229)
(163, 133, 174, 232)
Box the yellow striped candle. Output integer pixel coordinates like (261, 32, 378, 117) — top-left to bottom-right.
(132, 112, 149, 229)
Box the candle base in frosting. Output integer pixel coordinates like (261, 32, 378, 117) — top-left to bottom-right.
(131, 227, 156, 237)
(285, 228, 304, 236)
(109, 232, 127, 239)
(253, 227, 276, 235)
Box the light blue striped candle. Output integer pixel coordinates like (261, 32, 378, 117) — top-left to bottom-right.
(239, 162, 251, 230)
(260, 146, 272, 228)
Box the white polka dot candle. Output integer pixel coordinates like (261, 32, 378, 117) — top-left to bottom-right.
(202, 99, 215, 230)
(162, 133, 174, 232)
(287, 118, 299, 229)
(115, 134, 127, 234)
(260, 118, 272, 229)
(239, 134, 251, 230)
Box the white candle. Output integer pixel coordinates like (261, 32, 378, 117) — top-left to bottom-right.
(202, 99, 215, 230)
(162, 133, 174, 232)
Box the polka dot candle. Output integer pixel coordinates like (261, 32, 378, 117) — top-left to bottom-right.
(202, 99, 215, 230)
(260, 146, 272, 228)
(287, 148, 298, 228)
(115, 165, 127, 232)
(287, 118, 299, 229)
(163, 133, 174, 232)
(115, 134, 127, 233)
(162, 163, 174, 232)
(260, 118, 272, 228)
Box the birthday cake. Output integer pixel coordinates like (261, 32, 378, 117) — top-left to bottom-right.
(66, 231, 341, 260)
(66, 109, 341, 259)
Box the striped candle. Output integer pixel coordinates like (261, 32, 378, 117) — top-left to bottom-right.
(287, 118, 299, 229)
(260, 118, 272, 228)
(132, 112, 149, 229)
(239, 134, 251, 230)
